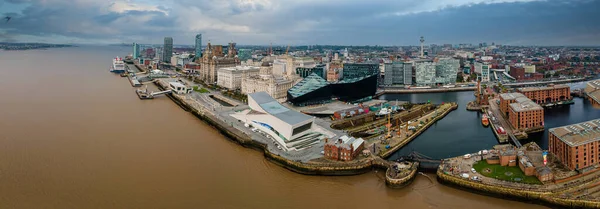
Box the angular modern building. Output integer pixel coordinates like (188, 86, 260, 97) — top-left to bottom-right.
(435, 58, 460, 84)
(194, 34, 202, 58)
(383, 62, 412, 86)
(287, 73, 378, 106)
(162, 37, 173, 63)
(549, 119, 600, 171)
(415, 62, 436, 86)
(296, 65, 326, 79)
(342, 63, 379, 81)
(230, 92, 323, 151)
(132, 43, 140, 59)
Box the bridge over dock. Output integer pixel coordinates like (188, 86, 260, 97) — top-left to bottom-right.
(396, 151, 441, 171)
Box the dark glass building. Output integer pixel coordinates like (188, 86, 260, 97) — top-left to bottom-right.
(342, 63, 379, 80)
(296, 64, 326, 79)
(287, 73, 378, 106)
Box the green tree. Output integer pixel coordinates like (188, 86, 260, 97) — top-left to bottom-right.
(456, 74, 464, 83)
(469, 73, 478, 82)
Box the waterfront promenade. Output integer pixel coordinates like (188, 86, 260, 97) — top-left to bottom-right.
(134, 75, 599, 208)
(145, 77, 459, 187)
(438, 148, 600, 208)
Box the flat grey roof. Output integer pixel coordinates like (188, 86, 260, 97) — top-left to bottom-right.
(500, 92, 526, 101)
(168, 82, 186, 88)
(549, 119, 600, 147)
(509, 97, 543, 112)
(518, 84, 569, 92)
(249, 92, 313, 125)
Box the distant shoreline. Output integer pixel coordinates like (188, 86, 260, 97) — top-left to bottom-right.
(0, 43, 74, 51)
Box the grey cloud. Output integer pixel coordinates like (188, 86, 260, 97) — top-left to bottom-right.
(1, 0, 599, 45)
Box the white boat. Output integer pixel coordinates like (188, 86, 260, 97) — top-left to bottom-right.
(110, 57, 126, 73)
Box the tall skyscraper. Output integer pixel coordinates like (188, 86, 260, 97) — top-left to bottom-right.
(132, 43, 140, 59)
(163, 37, 173, 63)
(195, 34, 202, 58)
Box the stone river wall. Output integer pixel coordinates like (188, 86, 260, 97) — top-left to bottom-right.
(154, 81, 419, 187)
(437, 168, 600, 208)
(379, 103, 458, 159)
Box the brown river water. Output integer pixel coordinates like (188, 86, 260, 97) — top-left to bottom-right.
(0, 46, 548, 209)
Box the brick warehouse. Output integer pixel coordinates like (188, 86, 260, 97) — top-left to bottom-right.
(517, 84, 571, 105)
(549, 119, 600, 171)
(508, 96, 544, 131)
(499, 93, 527, 116)
(324, 136, 365, 161)
(585, 79, 600, 106)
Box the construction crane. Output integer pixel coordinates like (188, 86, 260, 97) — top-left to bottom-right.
(385, 111, 392, 139)
(396, 118, 401, 135)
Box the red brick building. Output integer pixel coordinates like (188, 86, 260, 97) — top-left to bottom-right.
(499, 93, 527, 116)
(510, 66, 525, 80)
(549, 119, 600, 171)
(324, 136, 365, 161)
(517, 84, 571, 105)
(585, 79, 600, 106)
(508, 97, 544, 131)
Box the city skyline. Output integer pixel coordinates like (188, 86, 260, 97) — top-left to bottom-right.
(0, 0, 599, 46)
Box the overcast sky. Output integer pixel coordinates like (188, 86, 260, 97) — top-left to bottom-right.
(0, 0, 598, 46)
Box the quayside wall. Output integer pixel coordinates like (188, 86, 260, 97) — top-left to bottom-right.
(154, 82, 418, 186)
(379, 103, 458, 159)
(437, 168, 600, 208)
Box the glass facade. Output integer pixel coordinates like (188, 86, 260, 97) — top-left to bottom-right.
(342, 63, 379, 81)
(383, 62, 412, 86)
(415, 58, 459, 86)
(296, 65, 326, 79)
(132, 43, 140, 59)
(435, 58, 460, 84)
(415, 62, 436, 86)
(287, 74, 378, 106)
(195, 34, 202, 58)
(163, 37, 173, 63)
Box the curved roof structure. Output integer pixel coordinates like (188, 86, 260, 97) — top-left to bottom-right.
(287, 73, 329, 98)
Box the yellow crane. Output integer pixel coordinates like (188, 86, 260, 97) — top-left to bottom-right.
(386, 111, 392, 139)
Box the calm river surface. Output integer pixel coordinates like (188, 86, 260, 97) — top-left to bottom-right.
(0, 46, 552, 209)
(382, 81, 600, 160)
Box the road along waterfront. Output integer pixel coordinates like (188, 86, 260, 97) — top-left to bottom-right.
(0, 46, 547, 209)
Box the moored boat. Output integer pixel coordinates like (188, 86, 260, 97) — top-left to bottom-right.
(481, 114, 490, 127)
(110, 57, 126, 74)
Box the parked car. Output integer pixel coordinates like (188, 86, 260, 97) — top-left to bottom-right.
(471, 168, 477, 173)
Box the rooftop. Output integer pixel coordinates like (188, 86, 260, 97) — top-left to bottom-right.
(326, 135, 365, 152)
(218, 66, 260, 72)
(586, 79, 600, 104)
(249, 92, 313, 125)
(288, 73, 329, 98)
(509, 97, 543, 112)
(518, 84, 570, 92)
(588, 79, 600, 89)
(500, 92, 527, 101)
(168, 82, 186, 88)
(549, 119, 600, 147)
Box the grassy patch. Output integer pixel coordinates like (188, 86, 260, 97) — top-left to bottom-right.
(473, 160, 542, 185)
(193, 86, 210, 93)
